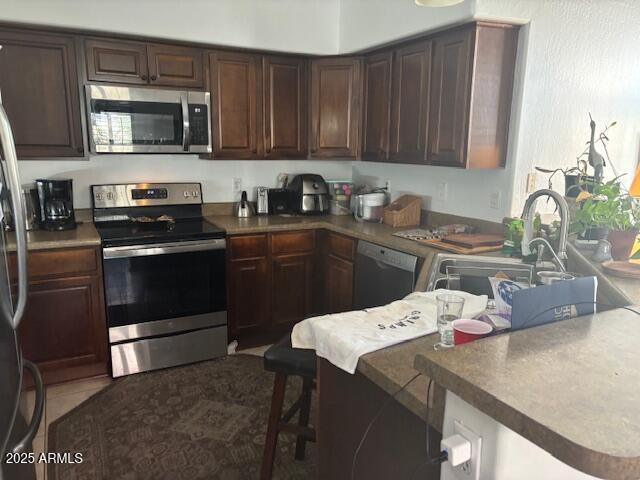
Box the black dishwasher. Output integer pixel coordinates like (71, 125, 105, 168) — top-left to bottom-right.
(353, 241, 419, 310)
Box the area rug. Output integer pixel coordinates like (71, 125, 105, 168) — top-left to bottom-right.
(48, 355, 316, 480)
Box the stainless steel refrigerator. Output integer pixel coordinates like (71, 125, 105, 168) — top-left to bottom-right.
(0, 89, 44, 479)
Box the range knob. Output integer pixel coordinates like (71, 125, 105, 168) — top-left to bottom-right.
(192, 191, 199, 197)
(183, 191, 191, 198)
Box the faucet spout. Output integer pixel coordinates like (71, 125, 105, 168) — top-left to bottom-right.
(521, 189, 569, 267)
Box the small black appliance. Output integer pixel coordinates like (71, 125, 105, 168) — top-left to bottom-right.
(35, 179, 76, 231)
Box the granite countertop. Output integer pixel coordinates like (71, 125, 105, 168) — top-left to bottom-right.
(357, 333, 445, 430)
(568, 242, 639, 306)
(414, 307, 640, 480)
(6, 222, 101, 252)
(207, 214, 444, 259)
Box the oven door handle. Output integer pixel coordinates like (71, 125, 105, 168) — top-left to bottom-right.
(103, 239, 226, 259)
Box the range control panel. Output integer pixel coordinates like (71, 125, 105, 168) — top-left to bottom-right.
(92, 183, 202, 209)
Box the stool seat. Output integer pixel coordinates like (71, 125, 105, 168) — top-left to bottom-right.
(263, 336, 316, 378)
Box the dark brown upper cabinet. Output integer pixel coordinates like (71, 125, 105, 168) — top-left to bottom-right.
(389, 40, 432, 164)
(361, 51, 393, 162)
(147, 44, 203, 88)
(209, 51, 262, 159)
(427, 27, 472, 167)
(86, 38, 203, 88)
(0, 28, 84, 158)
(428, 23, 518, 168)
(85, 38, 149, 84)
(310, 57, 362, 159)
(262, 55, 308, 159)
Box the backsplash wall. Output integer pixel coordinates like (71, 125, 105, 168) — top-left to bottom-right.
(18, 156, 353, 209)
(352, 161, 511, 224)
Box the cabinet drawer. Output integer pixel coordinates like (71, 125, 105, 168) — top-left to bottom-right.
(271, 231, 315, 255)
(11, 247, 98, 279)
(327, 232, 356, 261)
(228, 234, 268, 260)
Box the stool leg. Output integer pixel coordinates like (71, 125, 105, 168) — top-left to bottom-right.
(261, 373, 287, 480)
(295, 377, 313, 461)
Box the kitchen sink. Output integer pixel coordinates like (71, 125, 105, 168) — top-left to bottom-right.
(425, 253, 535, 297)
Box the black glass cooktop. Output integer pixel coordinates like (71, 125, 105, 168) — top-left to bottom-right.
(96, 219, 226, 247)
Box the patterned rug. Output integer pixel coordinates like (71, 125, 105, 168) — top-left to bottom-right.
(48, 355, 316, 480)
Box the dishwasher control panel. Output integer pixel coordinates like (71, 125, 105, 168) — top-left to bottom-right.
(356, 241, 418, 272)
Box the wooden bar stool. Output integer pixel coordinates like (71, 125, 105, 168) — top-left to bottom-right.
(260, 335, 317, 480)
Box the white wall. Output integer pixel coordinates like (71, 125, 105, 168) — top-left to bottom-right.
(338, 0, 474, 52)
(0, 0, 340, 55)
(475, 0, 640, 216)
(18, 156, 352, 209)
(352, 162, 511, 223)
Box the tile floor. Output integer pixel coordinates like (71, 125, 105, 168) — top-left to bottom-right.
(26, 376, 112, 480)
(26, 346, 270, 480)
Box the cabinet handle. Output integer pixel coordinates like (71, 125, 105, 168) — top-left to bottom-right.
(141, 74, 147, 81)
(252, 148, 257, 154)
(151, 75, 157, 81)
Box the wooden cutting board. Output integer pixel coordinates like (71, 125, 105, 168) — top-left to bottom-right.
(416, 238, 503, 254)
(601, 260, 640, 279)
(441, 233, 504, 249)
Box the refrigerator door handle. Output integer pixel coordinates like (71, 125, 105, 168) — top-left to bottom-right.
(0, 100, 28, 329)
(11, 360, 44, 454)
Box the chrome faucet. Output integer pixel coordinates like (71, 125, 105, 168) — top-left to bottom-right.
(521, 189, 569, 271)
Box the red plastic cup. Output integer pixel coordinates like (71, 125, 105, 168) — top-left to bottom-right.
(453, 319, 493, 346)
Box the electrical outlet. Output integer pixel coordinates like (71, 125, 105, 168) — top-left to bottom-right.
(437, 182, 448, 202)
(526, 172, 537, 193)
(489, 192, 501, 210)
(453, 420, 482, 480)
(232, 177, 242, 193)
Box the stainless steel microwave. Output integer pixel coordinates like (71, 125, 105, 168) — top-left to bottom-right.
(85, 85, 211, 154)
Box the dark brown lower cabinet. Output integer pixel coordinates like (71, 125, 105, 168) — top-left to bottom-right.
(13, 247, 108, 385)
(325, 254, 354, 314)
(271, 253, 314, 328)
(227, 229, 356, 344)
(227, 257, 270, 337)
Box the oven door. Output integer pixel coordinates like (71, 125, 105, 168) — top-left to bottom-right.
(102, 239, 226, 343)
(86, 85, 189, 154)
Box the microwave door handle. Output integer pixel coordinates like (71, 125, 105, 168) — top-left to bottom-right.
(181, 93, 190, 152)
(0, 100, 28, 330)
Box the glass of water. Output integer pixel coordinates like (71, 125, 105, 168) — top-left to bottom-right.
(434, 294, 465, 350)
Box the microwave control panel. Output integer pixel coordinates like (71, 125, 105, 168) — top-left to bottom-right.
(189, 104, 209, 146)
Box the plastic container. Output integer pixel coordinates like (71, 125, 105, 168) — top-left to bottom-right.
(327, 181, 353, 216)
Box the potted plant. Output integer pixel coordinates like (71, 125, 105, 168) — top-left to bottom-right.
(572, 178, 639, 260)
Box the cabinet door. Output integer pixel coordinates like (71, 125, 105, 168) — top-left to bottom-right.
(227, 257, 270, 337)
(326, 254, 354, 314)
(85, 38, 149, 84)
(310, 57, 362, 158)
(271, 253, 314, 328)
(209, 51, 262, 159)
(0, 29, 84, 158)
(148, 44, 204, 88)
(262, 55, 308, 159)
(362, 51, 393, 162)
(428, 27, 473, 167)
(389, 40, 432, 164)
(17, 275, 108, 378)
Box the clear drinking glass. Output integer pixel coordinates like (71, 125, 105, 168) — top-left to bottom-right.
(434, 294, 465, 350)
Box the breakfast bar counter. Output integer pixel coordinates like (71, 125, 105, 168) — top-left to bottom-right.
(414, 307, 640, 480)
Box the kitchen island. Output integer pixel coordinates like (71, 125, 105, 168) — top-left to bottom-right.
(415, 306, 640, 480)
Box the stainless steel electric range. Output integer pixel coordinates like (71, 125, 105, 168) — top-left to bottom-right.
(91, 182, 227, 377)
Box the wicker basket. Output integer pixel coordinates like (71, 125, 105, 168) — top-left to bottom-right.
(383, 195, 422, 228)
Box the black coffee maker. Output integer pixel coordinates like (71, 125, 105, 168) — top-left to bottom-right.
(35, 179, 76, 231)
